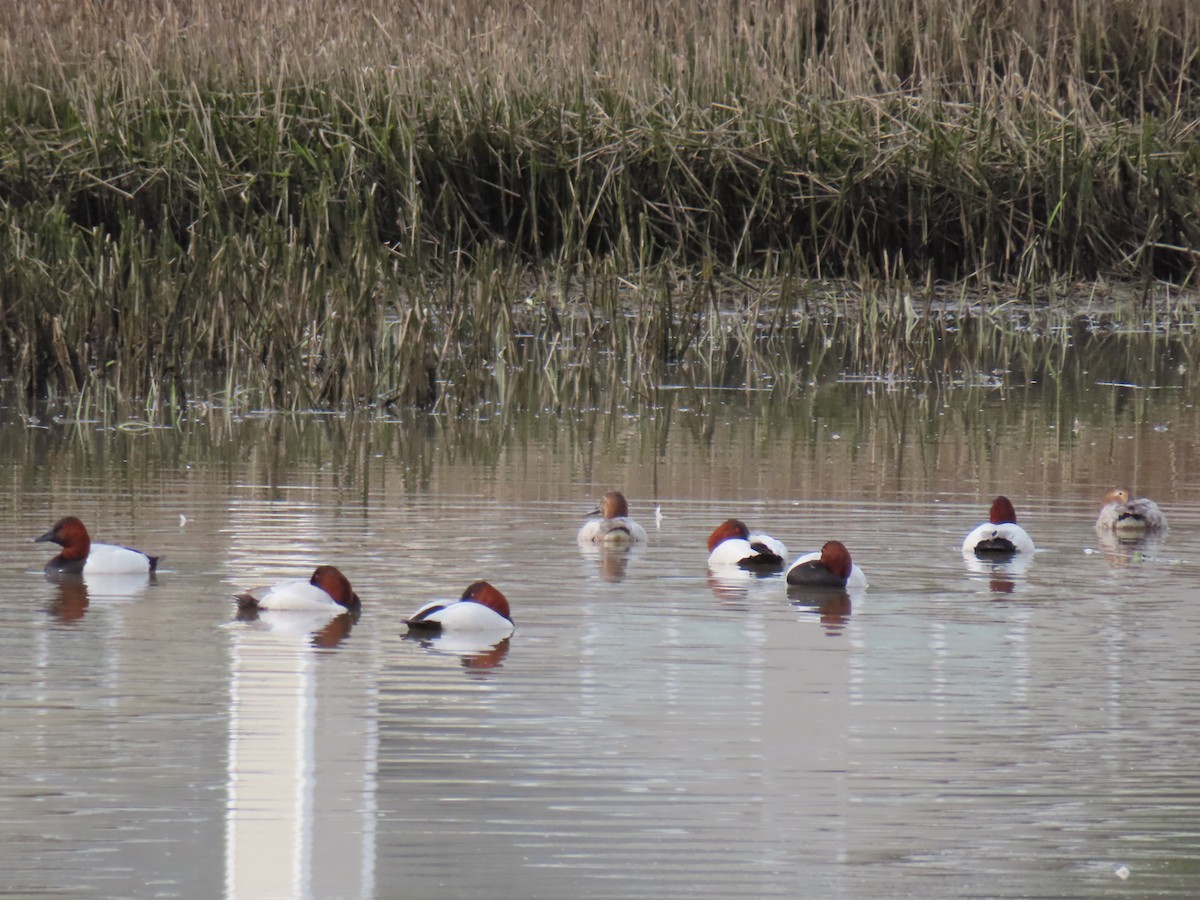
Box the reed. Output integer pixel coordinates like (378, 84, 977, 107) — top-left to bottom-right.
(1, 0, 1199, 413)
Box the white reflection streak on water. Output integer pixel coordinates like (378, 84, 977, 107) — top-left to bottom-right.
(930, 621, 946, 716)
(1103, 597, 1124, 780)
(226, 632, 313, 899)
(224, 616, 378, 900)
(844, 615, 865, 868)
(1008, 606, 1030, 712)
(222, 498, 377, 900)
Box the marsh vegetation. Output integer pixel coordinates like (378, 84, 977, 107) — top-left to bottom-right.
(2, 0, 1199, 414)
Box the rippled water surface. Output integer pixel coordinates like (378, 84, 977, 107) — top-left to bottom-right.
(2, 352, 1200, 898)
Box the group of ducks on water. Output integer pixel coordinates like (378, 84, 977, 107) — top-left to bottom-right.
(32, 515, 514, 638)
(581, 486, 1165, 575)
(579, 490, 872, 587)
(32, 486, 1166, 641)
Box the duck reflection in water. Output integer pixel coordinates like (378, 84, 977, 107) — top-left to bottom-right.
(44, 570, 154, 623)
(235, 606, 361, 650)
(788, 587, 853, 635)
(706, 568, 781, 608)
(404, 632, 513, 672)
(1094, 532, 1164, 569)
(45, 574, 89, 622)
(988, 576, 1016, 595)
(963, 548, 1032, 594)
(578, 542, 642, 582)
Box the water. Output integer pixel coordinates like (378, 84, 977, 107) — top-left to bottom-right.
(1, 359, 1199, 898)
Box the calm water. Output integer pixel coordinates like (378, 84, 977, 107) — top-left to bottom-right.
(1, 347, 1199, 898)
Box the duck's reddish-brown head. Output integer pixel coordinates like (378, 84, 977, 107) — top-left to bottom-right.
(34, 516, 91, 561)
(989, 496, 1018, 525)
(460, 580, 511, 620)
(594, 491, 630, 519)
(707, 519, 750, 552)
(310, 565, 360, 609)
(819, 541, 854, 581)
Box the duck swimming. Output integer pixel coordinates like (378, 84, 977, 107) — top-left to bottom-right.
(962, 496, 1035, 556)
(577, 491, 648, 547)
(35, 516, 159, 575)
(1095, 487, 1166, 535)
(235, 565, 360, 612)
(786, 541, 868, 589)
(706, 519, 787, 570)
(404, 581, 514, 636)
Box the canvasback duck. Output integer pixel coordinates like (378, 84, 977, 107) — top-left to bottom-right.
(707, 519, 787, 570)
(577, 491, 648, 547)
(404, 581, 514, 635)
(1095, 487, 1167, 535)
(35, 516, 159, 575)
(786, 541, 868, 589)
(962, 496, 1035, 556)
(235, 565, 360, 612)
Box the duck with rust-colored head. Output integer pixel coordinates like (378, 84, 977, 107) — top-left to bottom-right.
(35, 516, 159, 575)
(707, 519, 787, 571)
(235, 565, 360, 612)
(962, 496, 1035, 557)
(577, 491, 648, 547)
(404, 581, 514, 636)
(786, 540, 868, 589)
(1095, 487, 1167, 536)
